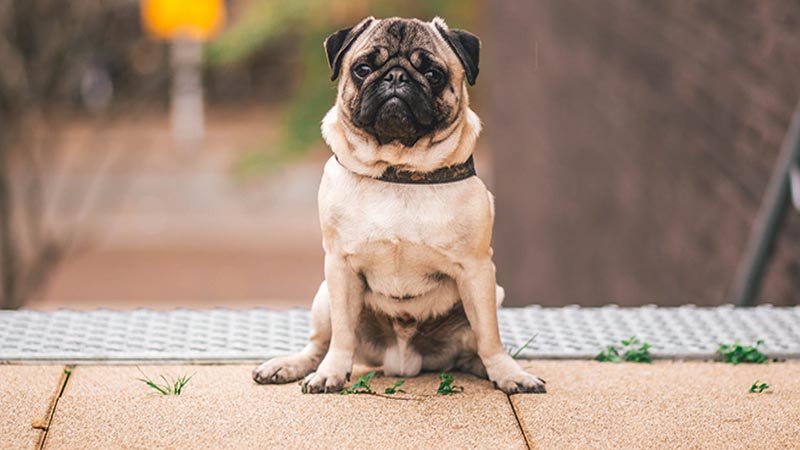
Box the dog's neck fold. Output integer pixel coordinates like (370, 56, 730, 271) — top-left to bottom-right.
(321, 97, 482, 180)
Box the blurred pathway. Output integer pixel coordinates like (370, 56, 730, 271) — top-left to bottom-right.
(31, 107, 325, 309)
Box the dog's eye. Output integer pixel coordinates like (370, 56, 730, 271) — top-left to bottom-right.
(353, 64, 372, 79)
(424, 69, 443, 85)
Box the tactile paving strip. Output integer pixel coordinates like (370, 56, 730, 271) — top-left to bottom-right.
(0, 306, 798, 362)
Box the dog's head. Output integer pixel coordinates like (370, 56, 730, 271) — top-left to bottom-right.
(322, 17, 481, 174)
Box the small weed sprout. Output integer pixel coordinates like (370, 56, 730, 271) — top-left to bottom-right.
(717, 340, 768, 365)
(384, 380, 406, 394)
(596, 336, 652, 363)
(437, 373, 464, 395)
(340, 371, 376, 395)
(749, 380, 770, 393)
(137, 369, 194, 395)
(59, 368, 73, 397)
(507, 334, 539, 360)
(596, 345, 621, 363)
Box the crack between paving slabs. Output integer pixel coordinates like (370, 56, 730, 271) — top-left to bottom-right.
(35, 365, 74, 450)
(507, 394, 532, 450)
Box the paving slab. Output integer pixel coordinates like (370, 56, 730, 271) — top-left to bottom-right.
(44, 365, 526, 449)
(0, 365, 67, 450)
(513, 361, 800, 449)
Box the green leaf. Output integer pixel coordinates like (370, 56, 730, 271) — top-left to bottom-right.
(384, 380, 406, 394)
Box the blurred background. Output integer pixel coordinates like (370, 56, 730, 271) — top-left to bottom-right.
(0, 0, 798, 310)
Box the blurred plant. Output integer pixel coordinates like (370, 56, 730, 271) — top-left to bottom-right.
(595, 336, 652, 363)
(205, 0, 477, 179)
(717, 340, 769, 365)
(595, 344, 621, 363)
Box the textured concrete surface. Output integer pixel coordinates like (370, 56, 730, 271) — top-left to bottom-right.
(44, 365, 526, 450)
(514, 361, 800, 449)
(0, 365, 66, 450)
(14, 361, 799, 449)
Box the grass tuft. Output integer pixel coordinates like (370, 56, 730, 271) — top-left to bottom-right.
(437, 372, 464, 395)
(717, 340, 768, 365)
(137, 368, 194, 395)
(596, 336, 652, 363)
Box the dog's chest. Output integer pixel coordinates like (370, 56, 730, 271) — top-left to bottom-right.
(326, 179, 466, 262)
(319, 159, 484, 293)
(336, 196, 460, 300)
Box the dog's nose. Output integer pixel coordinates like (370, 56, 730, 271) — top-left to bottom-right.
(383, 67, 408, 87)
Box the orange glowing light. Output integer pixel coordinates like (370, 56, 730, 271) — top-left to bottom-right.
(141, 0, 226, 41)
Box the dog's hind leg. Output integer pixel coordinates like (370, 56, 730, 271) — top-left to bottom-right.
(253, 281, 331, 384)
(456, 353, 488, 379)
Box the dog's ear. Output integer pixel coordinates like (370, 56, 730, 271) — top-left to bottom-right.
(433, 18, 480, 85)
(324, 17, 374, 81)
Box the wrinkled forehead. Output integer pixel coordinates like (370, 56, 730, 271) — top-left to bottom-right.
(348, 18, 457, 68)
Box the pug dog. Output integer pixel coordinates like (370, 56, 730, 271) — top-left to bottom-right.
(253, 17, 545, 394)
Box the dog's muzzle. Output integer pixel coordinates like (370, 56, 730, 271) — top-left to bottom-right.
(354, 66, 435, 146)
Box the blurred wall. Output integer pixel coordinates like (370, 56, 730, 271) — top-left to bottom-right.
(488, 1, 800, 306)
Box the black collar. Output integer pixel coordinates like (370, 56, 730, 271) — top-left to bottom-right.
(337, 155, 476, 184)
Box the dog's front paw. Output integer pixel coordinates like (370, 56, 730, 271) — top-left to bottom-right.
(301, 353, 352, 394)
(253, 354, 318, 384)
(492, 370, 546, 394)
(302, 370, 350, 394)
(485, 354, 546, 394)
